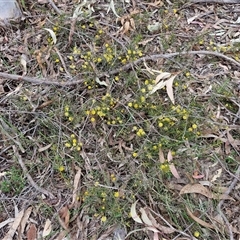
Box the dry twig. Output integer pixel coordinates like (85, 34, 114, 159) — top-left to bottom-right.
(13, 145, 56, 199)
(48, 0, 62, 15)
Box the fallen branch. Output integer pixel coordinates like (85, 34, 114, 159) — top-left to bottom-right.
(0, 50, 239, 86)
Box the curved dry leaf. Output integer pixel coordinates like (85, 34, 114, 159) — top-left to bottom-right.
(140, 208, 153, 226)
(155, 72, 171, 83)
(59, 206, 70, 228)
(122, 21, 130, 35)
(167, 150, 173, 162)
(42, 219, 52, 237)
(158, 148, 165, 163)
(166, 75, 177, 104)
(180, 184, 214, 198)
(130, 201, 143, 224)
(38, 143, 52, 153)
(169, 163, 180, 179)
(186, 207, 214, 229)
(43, 28, 57, 44)
(149, 80, 165, 95)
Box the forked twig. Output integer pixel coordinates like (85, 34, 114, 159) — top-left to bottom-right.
(0, 50, 239, 86)
(13, 145, 55, 199)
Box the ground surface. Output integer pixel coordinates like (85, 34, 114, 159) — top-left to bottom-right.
(0, 0, 240, 239)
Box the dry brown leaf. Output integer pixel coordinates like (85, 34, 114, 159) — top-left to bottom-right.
(20, 207, 32, 235)
(38, 143, 53, 153)
(180, 183, 235, 201)
(3, 209, 25, 240)
(26, 223, 37, 240)
(158, 148, 165, 163)
(122, 21, 130, 35)
(140, 208, 154, 226)
(180, 184, 214, 198)
(42, 219, 52, 238)
(186, 207, 214, 229)
(169, 163, 180, 179)
(70, 167, 81, 208)
(130, 201, 143, 224)
(167, 151, 180, 179)
(166, 75, 177, 105)
(59, 205, 70, 229)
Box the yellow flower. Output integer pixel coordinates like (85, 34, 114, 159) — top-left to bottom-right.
(58, 166, 65, 172)
(101, 192, 107, 198)
(72, 138, 77, 146)
(111, 174, 116, 182)
(65, 142, 71, 148)
(140, 96, 145, 102)
(193, 231, 200, 238)
(152, 145, 158, 150)
(136, 128, 145, 136)
(160, 164, 170, 173)
(101, 216, 107, 222)
(133, 103, 139, 109)
(192, 124, 197, 129)
(132, 152, 138, 157)
(132, 126, 138, 131)
(114, 191, 120, 198)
